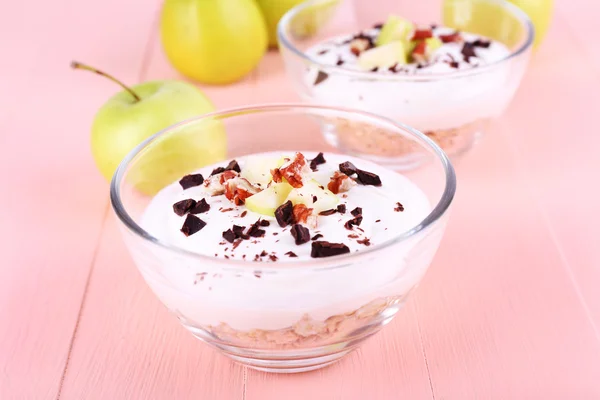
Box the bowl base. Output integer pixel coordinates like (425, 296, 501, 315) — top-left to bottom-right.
(321, 116, 488, 170)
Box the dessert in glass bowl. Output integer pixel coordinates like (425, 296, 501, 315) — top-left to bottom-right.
(278, 0, 533, 163)
(111, 105, 455, 372)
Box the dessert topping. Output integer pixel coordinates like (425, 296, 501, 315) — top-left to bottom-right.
(173, 199, 196, 216)
(179, 173, 204, 189)
(311, 241, 351, 258)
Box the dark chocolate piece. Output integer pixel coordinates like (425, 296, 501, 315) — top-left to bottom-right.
(180, 215, 206, 236)
(357, 238, 371, 246)
(223, 229, 236, 243)
(314, 71, 329, 85)
(211, 167, 225, 176)
(472, 39, 491, 48)
(336, 57, 345, 66)
(317, 49, 329, 55)
(373, 22, 383, 29)
(275, 200, 295, 227)
(461, 42, 477, 62)
(337, 204, 346, 214)
(225, 160, 241, 173)
(339, 161, 358, 176)
(344, 216, 363, 230)
(351, 207, 362, 217)
(173, 199, 196, 216)
(259, 220, 270, 227)
(311, 241, 350, 258)
(356, 170, 382, 186)
(285, 251, 298, 258)
(179, 174, 204, 189)
(190, 198, 210, 214)
(247, 220, 266, 238)
(309, 152, 326, 171)
(312, 195, 318, 203)
(290, 224, 310, 245)
(394, 202, 405, 212)
(311, 233, 323, 241)
(319, 209, 337, 216)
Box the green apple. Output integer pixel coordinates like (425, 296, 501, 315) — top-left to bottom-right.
(71, 62, 226, 195)
(245, 182, 294, 216)
(286, 179, 338, 213)
(358, 41, 407, 70)
(255, 0, 306, 47)
(241, 155, 288, 186)
(508, 0, 553, 49)
(376, 15, 414, 47)
(160, 0, 268, 84)
(286, 0, 340, 40)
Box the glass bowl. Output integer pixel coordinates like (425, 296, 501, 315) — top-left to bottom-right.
(277, 0, 534, 163)
(110, 104, 456, 373)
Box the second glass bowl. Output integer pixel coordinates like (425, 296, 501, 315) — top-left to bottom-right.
(278, 0, 534, 163)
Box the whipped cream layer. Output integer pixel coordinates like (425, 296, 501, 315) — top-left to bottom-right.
(134, 152, 439, 331)
(304, 27, 516, 132)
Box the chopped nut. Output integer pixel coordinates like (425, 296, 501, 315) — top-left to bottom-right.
(327, 171, 357, 194)
(224, 177, 260, 205)
(277, 153, 310, 188)
(292, 204, 313, 225)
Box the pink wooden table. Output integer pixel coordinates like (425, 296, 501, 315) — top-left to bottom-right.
(2, 0, 600, 398)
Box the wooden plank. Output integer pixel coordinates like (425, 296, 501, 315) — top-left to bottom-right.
(59, 20, 253, 399)
(412, 14, 600, 397)
(0, 0, 159, 398)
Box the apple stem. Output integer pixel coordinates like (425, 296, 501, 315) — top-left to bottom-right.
(70, 61, 141, 103)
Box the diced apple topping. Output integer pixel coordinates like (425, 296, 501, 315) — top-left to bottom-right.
(358, 41, 407, 70)
(241, 155, 286, 187)
(327, 171, 357, 194)
(245, 182, 294, 216)
(411, 37, 442, 63)
(286, 179, 339, 213)
(376, 15, 414, 47)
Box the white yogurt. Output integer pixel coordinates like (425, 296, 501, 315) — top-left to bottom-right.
(304, 27, 516, 132)
(130, 152, 441, 331)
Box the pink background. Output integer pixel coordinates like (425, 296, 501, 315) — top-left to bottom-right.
(2, 0, 600, 399)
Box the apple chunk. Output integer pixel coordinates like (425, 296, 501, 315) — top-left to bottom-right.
(376, 15, 414, 47)
(241, 155, 287, 186)
(286, 179, 338, 213)
(358, 41, 407, 70)
(245, 182, 294, 216)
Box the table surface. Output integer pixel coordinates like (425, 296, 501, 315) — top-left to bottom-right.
(2, 0, 600, 399)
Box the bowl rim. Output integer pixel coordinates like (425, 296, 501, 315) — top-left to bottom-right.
(277, 0, 535, 82)
(110, 103, 456, 271)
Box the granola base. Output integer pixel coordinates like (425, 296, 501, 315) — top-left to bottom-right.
(330, 117, 491, 157)
(208, 297, 400, 350)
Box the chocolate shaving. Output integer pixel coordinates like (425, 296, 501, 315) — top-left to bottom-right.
(232, 239, 242, 250)
(314, 71, 329, 85)
(351, 207, 362, 217)
(317, 49, 329, 55)
(290, 224, 310, 245)
(211, 167, 225, 175)
(173, 199, 196, 216)
(254, 271, 262, 278)
(461, 42, 477, 62)
(211, 159, 241, 176)
(357, 238, 371, 246)
(309, 152, 326, 171)
(311, 233, 323, 241)
(348, 233, 359, 239)
(180, 215, 206, 236)
(356, 170, 382, 186)
(472, 39, 491, 48)
(312, 195, 318, 203)
(240, 210, 248, 218)
(375, 219, 381, 223)
(373, 22, 383, 29)
(311, 241, 350, 258)
(269, 255, 278, 262)
(339, 161, 358, 176)
(275, 200, 295, 227)
(370, 67, 378, 72)
(222, 229, 236, 243)
(260, 250, 268, 257)
(220, 207, 234, 212)
(394, 202, 405, 212)
(344, 216, 363, 230)
(190, 198, 210, 214)
(247, 220, 266, 238)
(336, 57, 345, 66)
(319, 209, 337, 216)
(259, 220, 270, 227)
(179, 174, 204, 189)
(337, 204, 346, 214)
(285, 251, 298, 258)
